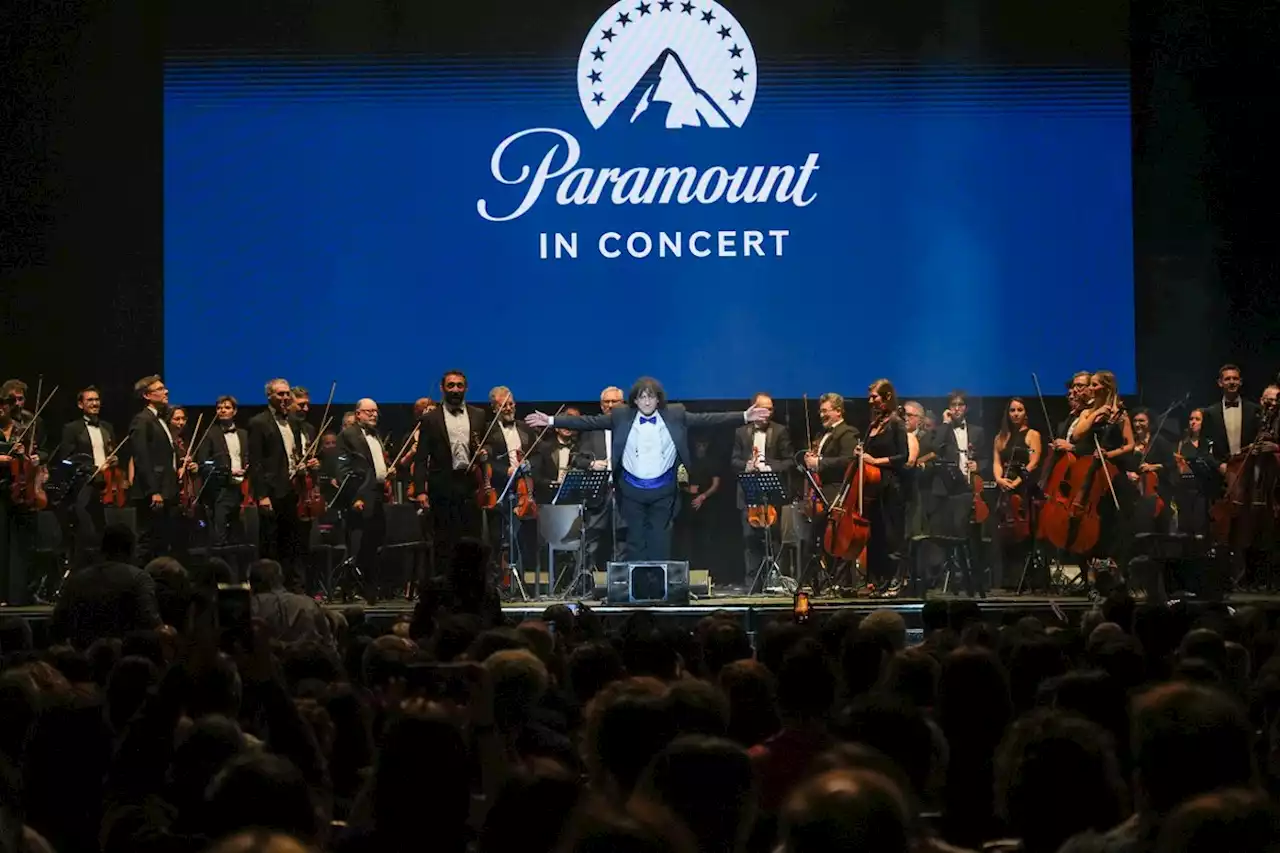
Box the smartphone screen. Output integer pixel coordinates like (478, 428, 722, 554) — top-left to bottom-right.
(216, 582, 254, 652)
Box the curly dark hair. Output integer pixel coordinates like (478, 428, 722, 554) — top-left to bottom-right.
(629, 376, 667, 408)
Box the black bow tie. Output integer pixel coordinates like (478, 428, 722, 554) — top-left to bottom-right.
(1225, 400, 1240, 409)
(952, 421, 967, 430)
(84, 416, 99, 427)
(221, 425, 236, 434)
(447, 407, 464, 416)
(363, 426, 377, 437)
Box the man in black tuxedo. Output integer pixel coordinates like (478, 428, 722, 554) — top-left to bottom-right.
(484, 385, 539, 577)
(798, 392, 859, 585)
(249, 378, 317, 590)
(730, 392, 795, 584)
(339, 398, 389, 600)
(932, 389, 989, 583)
(197, 395, 250, 547)
(533, 406, 580, 495)
(573, 386, 627, 570)
(1202, 363, 1262, 469)
(57, 385, 124, 567)
(128, 375, 180, 561)
(527, 377, 769, 562)
(413, 370, 491, 577)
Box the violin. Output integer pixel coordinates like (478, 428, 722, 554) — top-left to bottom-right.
(296, 383, 337, 521)
(746, 446, 778, 528)
(1133, 438, 1166, 520)
(474, 432, 498, 510)
(5, 382, 55, 511)
(513, 450, 538, 520)
(969, 443, 990, 524)
(800, 394, 825, 518)
(996, 455, 1031, 543)
(100, 435, 132, 508)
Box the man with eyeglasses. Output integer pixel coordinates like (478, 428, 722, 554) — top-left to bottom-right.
(128, 374, 181, 561)
(57, 386, 121, 567)
(249, 378, 318, 590)
(339, 398, 390, 601)
(413, 370, 490, 577)
(527, 377, 769, 562)
(573, 385, 627, 570)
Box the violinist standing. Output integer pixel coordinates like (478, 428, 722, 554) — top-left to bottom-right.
(0, 380, 48, 452)
(248, 379, 315, 591)
(413, 370, 489, 578)
(1128, 407, 1176, 536)
(197, 395, 250, 548)
(731, 393, 794, 585)
(0, 389, 47, 605)
(339, 399, 390, 601)
(58, 386, 118, 567)
(932, 390, 989, 592)
(903, 401, 943, 597)
(128, 376, 184, 562)
(1173, 408, 1213, 538)
(860, 380, 910, 594)
(991, 398, 1042, 589)
(1070, 370, 1136, 583)
(483, 387, 540, 577)
(526, 377, 769, 562)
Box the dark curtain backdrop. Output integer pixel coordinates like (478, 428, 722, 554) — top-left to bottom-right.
(3, 0, 1277, 446)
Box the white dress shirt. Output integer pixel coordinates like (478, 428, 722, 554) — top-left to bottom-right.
(275, 416, 297, 470)
(555, 444, 571, 481)
(750, 428, 771, 471)
(604, 429, 613, 471)
(499, 422, 524, 463)
(1223, 397, 1243, 456)
(817, 420, 843, 455)
(225, 429, 244, 478)
(953, 423, 971, 482)
(149, 405, 176, 469)
(444, 407, 472, 470)
(623, 412, 677, 480)
(364, 431, 388, 482)
(85, 418, 107, 469)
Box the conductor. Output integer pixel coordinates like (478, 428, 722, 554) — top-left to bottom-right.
(526, 377, 769, 561)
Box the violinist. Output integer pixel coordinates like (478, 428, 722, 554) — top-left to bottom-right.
(1057, 372, 1093, 450)
(1173, 408, 1213, 537)
(128, 375, 181, 561)
(339, 398, 390, 601)
(1128, 407, 1176, 534)
(197, 395, 250, 547)
(536, 406, 581, 492)
(902, 400, 941, 594)
(484, 386, 539, 575)
(248, 378, 315, 590)
(0, 379, 48, 453)
(731, 393, 794, 584)
(991, 397, 1042, 589)
(932, 389, 989, 592)
(1069, 370, 1136, 575)
(413, 370, 489, 576)
(290, 386, 320, 456)
(861, 380, 911, 595)
(58, 386, 119, 565)
(1, 390, 44, 605)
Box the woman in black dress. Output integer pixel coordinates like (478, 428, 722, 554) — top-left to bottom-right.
(1070, 370, 1136, 581)
(1173, 408, 1213, 537)
(991, 397, 1042, 589)
(861, 379, 910, 594)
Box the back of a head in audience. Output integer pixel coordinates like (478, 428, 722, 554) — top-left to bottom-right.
(480, 759, 580, 853)
(780, 768, 910, 853)
(585, 677, 674, 798)
(996, 709, 1127, 853)
(249, 559, 286, 593)
(834, 694, 934, 806)
(100, 523, 136, 563)
(374, 711, 471, 849)
(636, 735, 756, 853)
(860, 609, 907, 652)
(556, 795, 697, 853)
(1132, 682, 1256, 816)
(203, 753, 318, 844)
(717, 660, 780, 748)
(568, 641, 626, 707)
(485, 648, 550, 732)
(204, 831, 316, 853)
(1155, 788, 1280, 853)
(778, 638, 835, 720)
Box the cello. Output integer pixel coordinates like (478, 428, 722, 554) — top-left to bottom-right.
(1064, 398, 1125, 557)
(1032, 372, 1077, 549)
(824, 410, 888, 562)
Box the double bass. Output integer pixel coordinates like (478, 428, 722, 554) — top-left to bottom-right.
(823, 411, 887, 562)
(1032, 372, 1077, 549)
(1210, 399, 1279, 545)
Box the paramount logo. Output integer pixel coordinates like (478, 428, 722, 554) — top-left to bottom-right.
(476, 128, 819, 223)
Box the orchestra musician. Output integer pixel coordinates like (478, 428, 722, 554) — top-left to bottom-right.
(991, 397, 1042, 589)
(902, 400, 942, 596)
(933, 389, 989, 594)
(1203, 364, 1261, 472)
(0, 379, 48, 452)
(1, 388, 49, 605)
(248, 378, 316, 590)
(526, 376, 769, 562)
(1070, 370, 1137, 582)
(413, 370, 489, 576)
(339, 398, 391, 601)
(1128, 407, 1175, 534)
(58, 386, 119, 566)
(800, 393, 859, 588)
(128, 376, 181, 562)
(535, 406, 580, 493)
(197, 395, 250, 547)
(290, 386, 320, 458)
(1236, 385, 1279, 590)
(730, 392, 794, 584)
(574, 386, 627, 570)
(1173, 408, 1212, 537)
(860, 380, 910, 594)
(484, 386, 539, 575)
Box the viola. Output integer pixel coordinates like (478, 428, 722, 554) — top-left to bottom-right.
(295, 465, 326, 520)
(513, 450, 538, 520)
(969, 443, 989, 524)
(100, 438, 131, 508)
(996, 459, 1032, 543)
(5, 387, 55, 511)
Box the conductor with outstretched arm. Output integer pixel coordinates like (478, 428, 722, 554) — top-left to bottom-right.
(526, 376, 769, 561)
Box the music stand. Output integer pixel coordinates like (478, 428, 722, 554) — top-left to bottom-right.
(741, 471, 791, 595)
(325, 473, 364, 600)
(550, 469, 610, 598)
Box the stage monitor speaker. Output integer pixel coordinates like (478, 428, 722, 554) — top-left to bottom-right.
(606, 561, 690, 605)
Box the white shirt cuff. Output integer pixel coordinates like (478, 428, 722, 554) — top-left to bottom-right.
(547, 416, 555, 427)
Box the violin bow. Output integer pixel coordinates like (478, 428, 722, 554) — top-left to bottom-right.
(93, 433, 132, 477)
(1138, 393, 1188, 468)
(466, 390, 511, 471)
(387, 422, 420, 477)
(180, 413, 207, 479)
(522, 403, 566, 461)
(305, 380, 338, 461)
(1031, 373, 1057, 444)
(14, 385, 58, 451)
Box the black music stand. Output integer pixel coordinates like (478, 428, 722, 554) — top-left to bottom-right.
(550, 469, 610, 598)
(324, 474, 363, 600)
(740, 471, 791, 595)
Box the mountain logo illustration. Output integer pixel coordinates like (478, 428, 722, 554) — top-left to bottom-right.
(577, 0, 757, 130)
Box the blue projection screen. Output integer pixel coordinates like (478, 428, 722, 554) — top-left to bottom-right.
(164, 0, 1134, 403)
